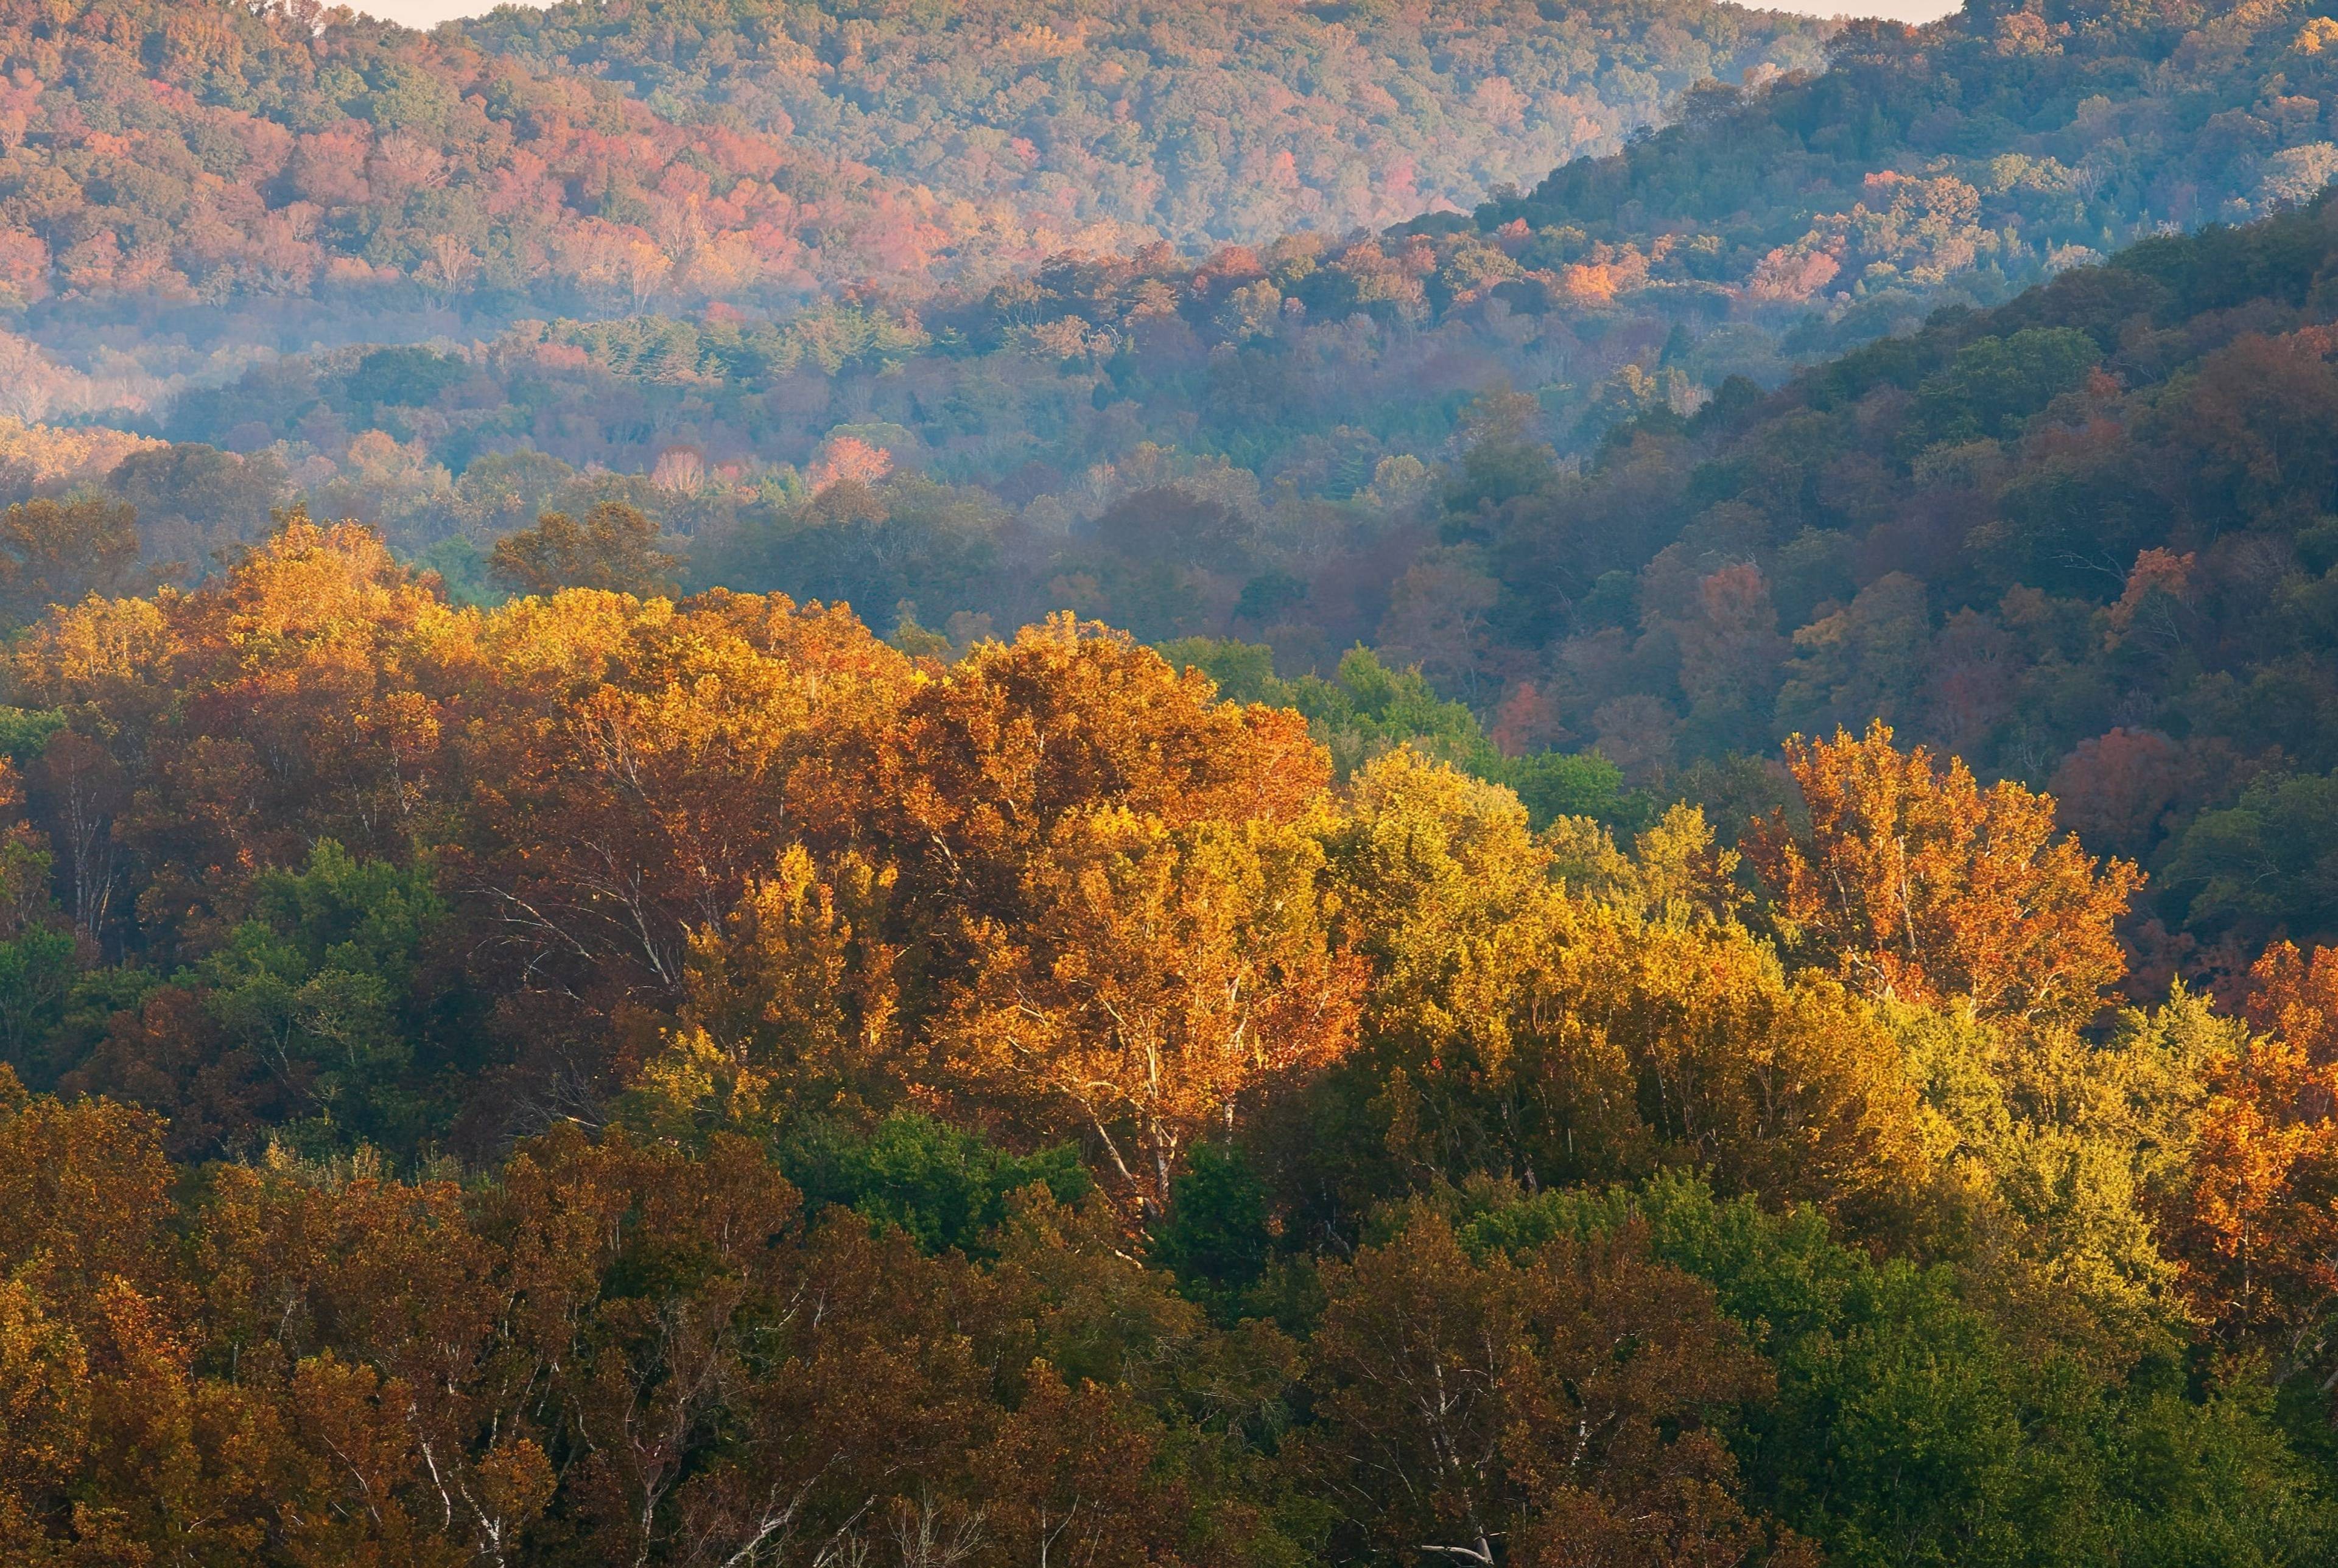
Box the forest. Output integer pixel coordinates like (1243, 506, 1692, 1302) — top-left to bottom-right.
(0, 0, 1821, 309)
(4, 0, 2338, 1561)
(4, 521, 2338, 1566)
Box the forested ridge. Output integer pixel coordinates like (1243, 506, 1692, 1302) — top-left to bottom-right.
(1424, 192, 2338, 967)
(0, 0, 1820, 310)
(13, 0, 2338, 665)
(456, 0, 1827, 252)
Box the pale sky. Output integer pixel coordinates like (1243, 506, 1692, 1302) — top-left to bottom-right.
(356, 0, 1965, 32)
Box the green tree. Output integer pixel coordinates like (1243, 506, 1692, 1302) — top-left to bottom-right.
(1148, 1143, 1273, 1321)
(488, 502, 679, 597)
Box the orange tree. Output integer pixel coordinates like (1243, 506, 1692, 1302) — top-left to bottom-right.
(2166, 941, 2338, 1379)
(1744, 721, 2140, 1026)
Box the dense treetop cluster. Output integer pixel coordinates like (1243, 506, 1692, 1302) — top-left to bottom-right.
(2, 522, 2337, 1564)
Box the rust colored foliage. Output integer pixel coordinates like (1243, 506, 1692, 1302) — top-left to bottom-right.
(1744, 721, 2141, 1024)
(2167, 941, 2338, 1375)
(12, 513, 468, 950)
(1300, 1205, 1792, 1568)
(676, 615, 1362, 1212)
(0, 1087, 1196, 1568)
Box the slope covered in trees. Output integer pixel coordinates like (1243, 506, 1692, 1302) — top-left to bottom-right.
(1, 522, 2337, 1561)
(6, 0, 2334, 436)
(0, 0, 1822, 312)
(1489, 0, 2338, 315)
(457, 0, 1827, 251)
(11, 0, 2333, 616)
(0, 0, 974, 306)
(1429, 191, 2338, 964)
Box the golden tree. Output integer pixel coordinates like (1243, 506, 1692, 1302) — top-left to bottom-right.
(1745, 721, 2140, 1024)
(940, 807, 1361, 1214)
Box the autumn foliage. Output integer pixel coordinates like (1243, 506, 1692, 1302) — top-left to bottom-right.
(0, 525, 2332, 1563)
(1747, 722, 2141, 1025)
(2166, 942, 2338, 1372)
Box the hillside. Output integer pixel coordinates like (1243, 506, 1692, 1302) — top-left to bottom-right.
(1437, 191, 2338, 962)
(0, 0, 956, 306)
(9, 0, 2329, 556)
(1483, 0, 2338, 311)
(0, 0, 1822, 312)
(457, 0, 1829, 249)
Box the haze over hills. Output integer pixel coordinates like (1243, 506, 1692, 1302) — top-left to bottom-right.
(13, 0, 2324, 618)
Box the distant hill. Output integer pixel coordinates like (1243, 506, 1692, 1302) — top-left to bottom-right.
(0, 0, 1823, 311)
(455, 0, 1829, 251)
(1474, 0, 2338, 318)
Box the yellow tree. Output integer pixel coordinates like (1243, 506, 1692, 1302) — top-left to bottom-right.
(941, 807, 1361, 1214)
(8, 513, 469, 946)
(1316, 750, 1927, 1225)
(1324, 747, 1558, 1055)
(628, 843, 910, 1135)
(455, 588, 913, 1007)
(0, 1081, 284, 1563)
(1466, 901, 1934, 1228)
(1744, 721, 2140, 1024)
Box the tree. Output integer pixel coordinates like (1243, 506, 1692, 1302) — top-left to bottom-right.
(1443, 385, 1559, 516)
(10, 513, 461, 950)
(775, 1110, 1089, 1256)
(1745, 723, 2140, 1025)
(0, 498, 146, 630)
(488, 502, 679, 597)
(2160, 768, 2338, 945)
(939, 807, 1361, 1214)
(1674, 563, 1787, 745)
(628, 844, 913, 1134)
(194, 841, 449, 1150)
(1905, 329, 2101, 449)
(2166, 941, 2338, 1379)
(455, 589, 913, 1025)
(1307, 751, 1927, 1228)
(1298, 1203, 1783, 1568)
(1147, 1143, 1273, 1318)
